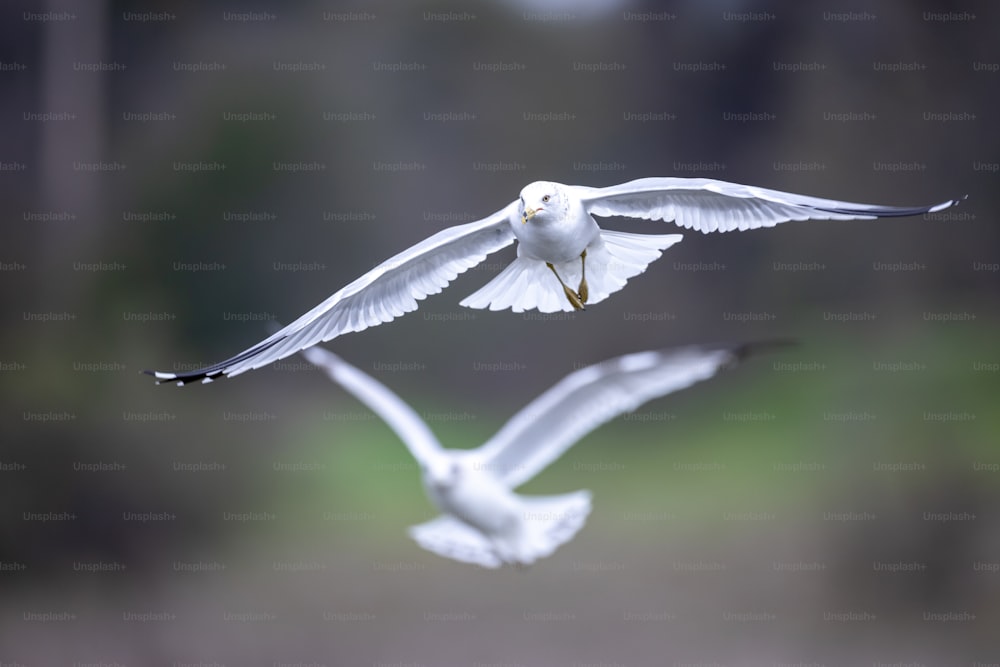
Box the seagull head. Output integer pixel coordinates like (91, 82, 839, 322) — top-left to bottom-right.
(519, 181, 563, 224)
(421, 458, 464, 492)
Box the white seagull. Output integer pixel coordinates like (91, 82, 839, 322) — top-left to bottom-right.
(147, 177, 961, 385)
(300, 341, 776, 568)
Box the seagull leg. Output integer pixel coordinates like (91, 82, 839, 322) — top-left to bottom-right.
(546, 262, 585, 311)
(577, 249, 589, 304)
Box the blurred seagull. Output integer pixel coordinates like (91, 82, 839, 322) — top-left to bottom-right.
(300, 341, 776, 568)
(147, 177, 961, 385)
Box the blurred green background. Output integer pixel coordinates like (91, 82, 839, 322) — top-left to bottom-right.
(2, 0, 998, 664)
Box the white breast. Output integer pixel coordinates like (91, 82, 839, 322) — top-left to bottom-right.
(425, 462, 523, 536)
(512, 197, 599, 263)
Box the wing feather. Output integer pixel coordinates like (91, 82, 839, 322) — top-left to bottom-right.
(148, 204, 517, 384)
(299, 345, 443, 465)
(474, 343, 770, 489)
(573, 177, 962, 233)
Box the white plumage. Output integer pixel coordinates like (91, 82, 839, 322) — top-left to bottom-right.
(147, 177, 960, 384)
(300, 341, 771, 568)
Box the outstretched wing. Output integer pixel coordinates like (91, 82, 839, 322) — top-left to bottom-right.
(475, 342, 780, 490)
(147, 204, 517, 385)
(572, 177, 962, 233)
(299, 345, 444, 466)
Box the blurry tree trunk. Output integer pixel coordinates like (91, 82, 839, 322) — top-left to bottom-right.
(39, 0, 108, 302)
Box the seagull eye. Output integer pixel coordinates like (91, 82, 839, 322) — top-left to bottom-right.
(542, 195, 550, 203)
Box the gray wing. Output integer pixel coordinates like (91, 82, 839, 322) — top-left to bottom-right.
(147, 204, 517, 385)
(572, 177, 962, 233)
(474, 343, 769, 490)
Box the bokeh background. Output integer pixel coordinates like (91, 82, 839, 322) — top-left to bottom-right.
(2, 0, 998, 664)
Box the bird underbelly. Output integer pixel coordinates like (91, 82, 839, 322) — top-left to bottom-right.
(514, 218, 598, 263)
(431, 481, 522, 536)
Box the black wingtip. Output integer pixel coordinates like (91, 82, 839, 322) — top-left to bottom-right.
(141, 369, 163, 386)
(928, 194, 969, 214)
(142, 367, 226, 387)
(141, 368, 171, 384)
(143, 326, 289, 387)
(819, 193, 967, 218)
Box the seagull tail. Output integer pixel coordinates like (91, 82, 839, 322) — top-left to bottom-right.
(460, 256, 576, 313)
(408, 515, 504, 568)
(459, 231, 682, 314)
(580, 230, 683, 306)
(511, 489, 593, 565)
(408, 490, 592, 568)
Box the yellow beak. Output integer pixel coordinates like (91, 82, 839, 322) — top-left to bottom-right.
(522, 208, 537, 224)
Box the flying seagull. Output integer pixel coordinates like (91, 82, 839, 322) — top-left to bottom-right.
(147, 177, 961, 385)
(300, 341, 778, 568)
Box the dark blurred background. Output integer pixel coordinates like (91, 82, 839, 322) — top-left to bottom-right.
(1, 0, 998, 664)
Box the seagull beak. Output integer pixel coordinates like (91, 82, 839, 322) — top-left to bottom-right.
(522, 207, 539, 224)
